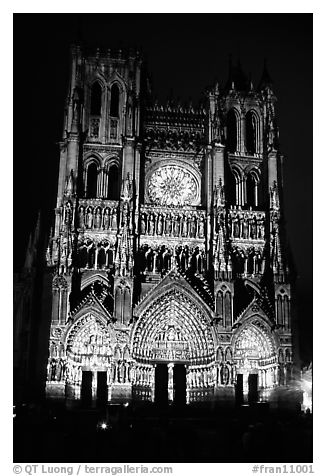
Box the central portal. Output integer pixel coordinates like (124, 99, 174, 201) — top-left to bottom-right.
(154, 363, 187, 405)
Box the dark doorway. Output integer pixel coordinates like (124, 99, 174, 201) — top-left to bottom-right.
(235, 373, 244, 405)
(154, 364, 168, 405)
(173, 364, 187, 406)
(248, 373, 259, 403)
(81, 371, 92, 407)
(97, 371, 107, 407)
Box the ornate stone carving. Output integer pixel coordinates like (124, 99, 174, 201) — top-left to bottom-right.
(147, 165, 199, 206)
(51, 327, 63, 338)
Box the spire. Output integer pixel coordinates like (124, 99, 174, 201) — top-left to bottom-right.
(65, 169, 75, 197)
(115, 222, 134, 277)
(259, 58, 273, 91)
(272, 224, 285, 280)
(213, 178, 225, 208)
(213, 220, 228, 278)
(71, 87, 80, 133)
(115, 174, 134, 277)
(225, 55, 249, 92)
(270, 180, 280, 211)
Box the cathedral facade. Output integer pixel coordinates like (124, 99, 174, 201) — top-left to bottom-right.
(45, 45, 294, 405)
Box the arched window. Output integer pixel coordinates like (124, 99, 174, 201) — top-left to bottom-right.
(98, 248, 106, 269)
(88, 246, 95, 269)
(79, 247, 88, 268)
(277, 295, 283, 326)
(245, 111, 257, 155)
(86, 163, 98, 198)
(90, 81, 102, 116)
(224, 292, 232, 327)
(216, 291, 223, 317)
(110, 84, 120, 117)
(246, 172, 256, 208)
(107, 164, 119, 200)
(107, 249, 114, 267)
(227, 168, 237, 206)
(226, 109, 238, 153)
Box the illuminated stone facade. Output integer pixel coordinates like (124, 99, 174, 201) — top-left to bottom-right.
(45, 46, 294, 405)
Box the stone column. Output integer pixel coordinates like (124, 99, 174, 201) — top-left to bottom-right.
(168, 363, 174, 403)
(92, 371, 97, 407)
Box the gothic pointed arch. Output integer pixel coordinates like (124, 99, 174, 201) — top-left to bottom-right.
(64, 311, 113, 368)
(132, 278, 216, 365)
(110, 83, 120, 117)
(81, 273, 111, 291)
(107, 163, 120, 200)
(90, 80, 103, 116)
(226, 108, 239, 153)
(232, 316, 277, 366)
(86, 162, 98, 198)
(245, 110, 257, 155)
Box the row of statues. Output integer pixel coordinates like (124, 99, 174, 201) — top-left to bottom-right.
(47, 358, 66, 382)
(67, 204, 266, 242)
(140, 211, 205, 238)
(226, 214, 265, 240)
(186, 367, 215, 388)
(49, 360, 133, 385)
(78, 206, 118, 230)
(232, 250, 265, 275)
(216, 363, 235, 386)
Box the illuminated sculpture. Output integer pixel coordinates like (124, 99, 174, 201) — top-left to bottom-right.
(45, 47, 295, 405)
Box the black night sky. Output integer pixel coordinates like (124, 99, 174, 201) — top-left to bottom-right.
(14, 13, 312, 362)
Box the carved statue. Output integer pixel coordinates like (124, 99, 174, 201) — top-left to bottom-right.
(233, 217, 240, 238)
(157, 213, 163, 235)
(65, 203, 72, 226)
(270, 180, 280, 210)
(214, 178, 225, 208)
(87, 208, 93, 229)
(148, 213, 155, 235)
(181, 215, 187, 237)
(111, 209, 117, 229)
(103, 208, 110, 229)
(165, 213, 172, 235)
(94, 208, 101, 229)
(198, 216, 205, 238)
(174, 215, 180, 236)
(50, 360, 57, 381)
(140, 213, 146, 234)
(190, 216, 197, 238)
(79, 206, 85, 228)
(243, 218, 248, 239)
(251, 217, 257, 239)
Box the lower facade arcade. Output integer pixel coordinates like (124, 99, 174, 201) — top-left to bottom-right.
(46, 285, 292, 406)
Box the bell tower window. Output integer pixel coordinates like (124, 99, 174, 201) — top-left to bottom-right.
(107, 164, 119, 200)
(90, 82, 102, 115)
(90, 81, 102, 139)
(109, 84, 120, 141)
(226, 109, 238, 153)
(86, 162, 98, 198)
(110, 84, 120, 117)
(245, 111, 257, 155)
(246, 170, 259, 209)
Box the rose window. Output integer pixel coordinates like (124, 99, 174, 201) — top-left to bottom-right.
(147, 165, 198, 206)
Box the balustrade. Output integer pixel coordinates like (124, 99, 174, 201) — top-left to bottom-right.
(139, 244, 206, 274)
